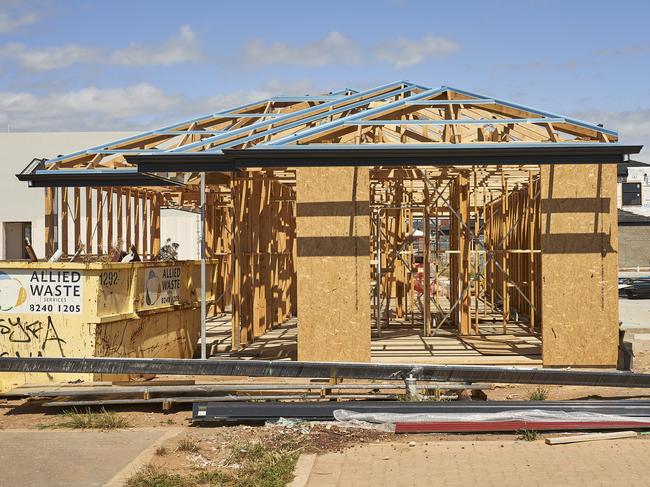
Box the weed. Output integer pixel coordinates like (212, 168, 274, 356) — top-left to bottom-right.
(176, 437, 200, 453)
(517, 429, 538, 441)
(229, 440, 300, 487)
(125, 465, 188, 487)
(155, 446, 168, 456)
(37, 408, 131, 430)
(194, 470, 231, 484)
(528, 387, 549, 401)
(127, 439, 300, 487)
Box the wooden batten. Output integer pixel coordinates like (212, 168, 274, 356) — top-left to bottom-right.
(124, 188, 133, 248)
(107, 187, 114, 253)
(85, 187, 93, 254)
(117, 188, 123, 246)
(152, 193, 161, 256)
(60, 187, 69, 257)
(134, 191, 140, 254)
(44, 187, 55, 259)
(73, 187, 80, 252)
(142, 192, 148, 259)
(96, 188, 104, 255)
(423, 184, 431, 335)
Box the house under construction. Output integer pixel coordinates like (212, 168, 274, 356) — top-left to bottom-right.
(17, 80, 642, 369)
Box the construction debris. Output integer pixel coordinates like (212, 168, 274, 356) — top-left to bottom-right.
(545, 431, 637, 445)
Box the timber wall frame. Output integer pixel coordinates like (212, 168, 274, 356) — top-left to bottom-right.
(19, 81, 641, 368)
(44, 186, 162, 259)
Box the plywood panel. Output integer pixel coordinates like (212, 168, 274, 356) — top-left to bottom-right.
(296, 167, 371, 362)
(541, 163, 618, 367)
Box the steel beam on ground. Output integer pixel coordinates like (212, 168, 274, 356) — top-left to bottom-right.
(190, 400, 650, 423)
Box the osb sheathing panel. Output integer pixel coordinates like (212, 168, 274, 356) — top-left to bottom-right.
(296, 167, 371, 362)
(541, 163, 618, 367)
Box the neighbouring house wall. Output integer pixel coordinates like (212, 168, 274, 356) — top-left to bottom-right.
(296, 167, 371, 362)
(0, 132, 134, 260)
(0, 133, 201, 261)
(540, 163, 619, 367)
(619, 225, 650, 268)
(160, 208, 200, 260)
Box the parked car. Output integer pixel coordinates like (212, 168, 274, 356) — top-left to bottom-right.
(621, 278, 650, 299)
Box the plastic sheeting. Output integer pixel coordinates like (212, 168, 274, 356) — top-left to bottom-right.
(333, 408, 650, 425)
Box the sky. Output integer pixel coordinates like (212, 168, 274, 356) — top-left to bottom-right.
(1, 0, 649, 159)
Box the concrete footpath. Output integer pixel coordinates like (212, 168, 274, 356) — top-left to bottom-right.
(0, 428, 179, 487)
(296, 439, 650, 487)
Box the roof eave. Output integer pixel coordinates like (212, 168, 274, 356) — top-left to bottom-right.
(128, 143, 643, 172)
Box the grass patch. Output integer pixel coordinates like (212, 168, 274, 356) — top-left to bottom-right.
(128, 439, 300, 487)
(155, 446, 168, 456)
(37, 408, 131, 430)
(517, 429, 538, 441)
(231, 440, 299, 487)
(126, 465, 188, 487)
(528, 387, 549, 401)
(176, 437, 200, 453)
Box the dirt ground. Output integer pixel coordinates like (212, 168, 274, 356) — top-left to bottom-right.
(3, 378, 650, 431)
(2, 348, 650, 480)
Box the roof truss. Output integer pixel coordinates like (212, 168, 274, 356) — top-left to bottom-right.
(17, 80, 633, 193)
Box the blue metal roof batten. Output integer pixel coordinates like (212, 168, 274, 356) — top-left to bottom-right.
(264, 85, 449, 146)
(443, 85, 618, 137)
(32, 95, 283, 169)
(22, 80, 625, 178)
(172, 81, 422, 153)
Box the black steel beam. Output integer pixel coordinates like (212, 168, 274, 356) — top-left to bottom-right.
(2, 357, 650, 388)
(128, 144, 643, 172)
(192, 400, 650, 422)
(128, 154, 239, 173)
(221, 145, 642, 167)
(16, 171, 184, 188)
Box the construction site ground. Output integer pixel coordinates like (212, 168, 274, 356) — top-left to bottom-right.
(0, 295, 649, 485)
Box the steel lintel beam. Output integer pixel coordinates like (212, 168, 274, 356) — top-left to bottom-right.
(1, 357, 650, 388)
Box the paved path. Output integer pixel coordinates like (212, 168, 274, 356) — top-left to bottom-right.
(0, 428, 173, 487)
(300, 439, 650, 487)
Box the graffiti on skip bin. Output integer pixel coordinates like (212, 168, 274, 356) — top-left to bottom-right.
(0, 270, 83, 314)
(144, 266, 181, 307)
(0, 315, 67, 357)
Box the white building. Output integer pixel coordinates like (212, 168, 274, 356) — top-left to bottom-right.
(0, 132, 199, 261)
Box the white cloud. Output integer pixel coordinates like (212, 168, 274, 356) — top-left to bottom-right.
(0, 6, 39, 34)
(0, 25, 201, 71)
(190, 79, 318, 113)
(0, 79, 322, 132)
(0, 83, 180, 131)
(242, 31, 361, 67)
(0, 42, 100, 71)
(241, 31, 460, 69)
(109, 25, 201, 66)
(574, 109, 650, 162)
(373, 34, 460, 68)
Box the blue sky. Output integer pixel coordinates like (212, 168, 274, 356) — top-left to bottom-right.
(1, 0, 649, 158)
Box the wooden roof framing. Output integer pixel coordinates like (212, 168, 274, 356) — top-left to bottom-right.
(17, 80, 639, 210)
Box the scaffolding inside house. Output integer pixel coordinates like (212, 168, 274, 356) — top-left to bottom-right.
(15, 80, 640, 368)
